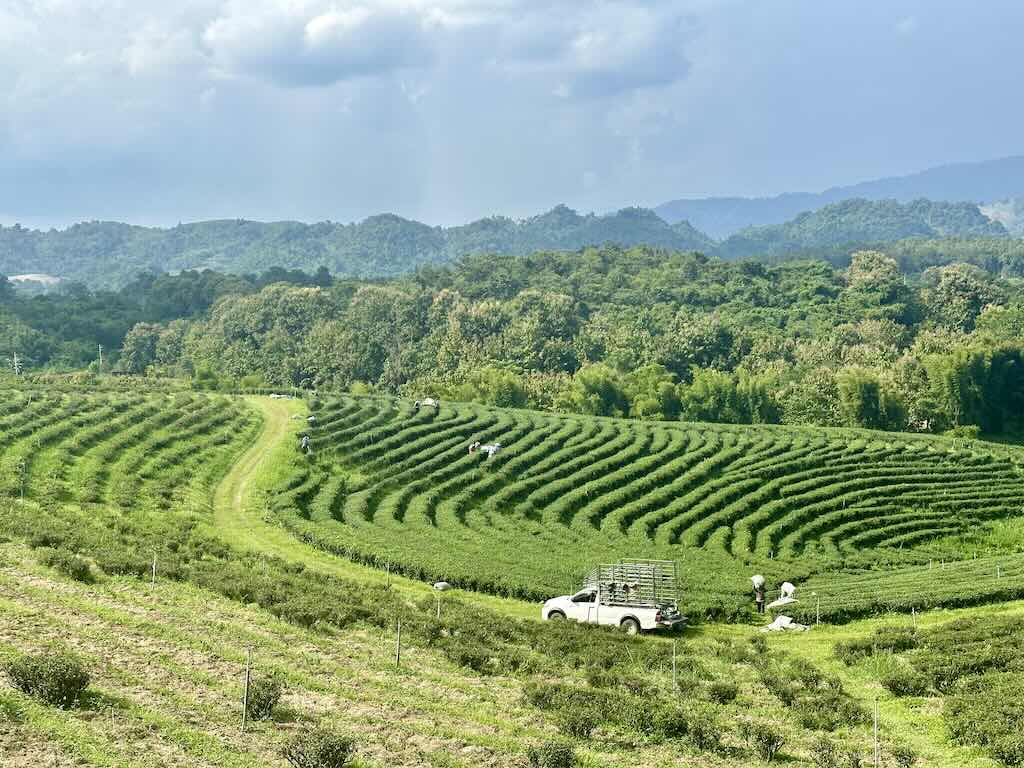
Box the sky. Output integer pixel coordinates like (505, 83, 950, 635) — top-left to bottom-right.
(1, 0, 1023, 229)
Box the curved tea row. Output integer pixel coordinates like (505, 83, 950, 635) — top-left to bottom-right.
(273, 395, 1024, 608)
(0, 389, 259, 514)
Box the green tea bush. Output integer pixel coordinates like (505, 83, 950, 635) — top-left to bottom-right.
(39, 549, 95, 584)
(811, 737, 839, 768)
(793, 689, 865, 731)
(748, 722, 785, 762)
(4, 652, 90, 708)
(283, 728, 355, 768)
(760, 655, 864, 731)
(880, 670, 929, 697)
(891, 744, 916, 768)
(445, 642, 495, 674)
(650, 704, 689, 740)
(835, 627, 918, 665)
(945, 673, 1024, 766)
(556, 707, 601, 739)
(707, 680, 739, 704)
(685, 707, 722, 753)
(527, 740, 576, 768)
(245, 674, 283, 721)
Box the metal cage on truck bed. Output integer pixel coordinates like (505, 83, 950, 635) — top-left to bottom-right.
(582, 559, 680, 608)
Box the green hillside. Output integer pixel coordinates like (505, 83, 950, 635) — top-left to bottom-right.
(270, 393, 1024, 620)
(3, 387, 1024, 767)
(0, 206, 713, 290)
(718, 199, 1009, 259)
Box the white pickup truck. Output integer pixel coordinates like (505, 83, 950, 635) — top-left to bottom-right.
(542, 588, 684, 633)
(541, 559, 685, 634)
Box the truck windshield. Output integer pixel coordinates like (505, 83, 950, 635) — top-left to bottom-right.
(571, 591, 595, 603)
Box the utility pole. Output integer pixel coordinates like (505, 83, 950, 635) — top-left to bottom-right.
(97, 345, 103, 372)
(10, 352, 22, 376)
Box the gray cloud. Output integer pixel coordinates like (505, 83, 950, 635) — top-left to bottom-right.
(0, 0, 1022, 228)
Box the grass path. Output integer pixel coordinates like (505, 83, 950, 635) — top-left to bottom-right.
(211, 396, 538, 620)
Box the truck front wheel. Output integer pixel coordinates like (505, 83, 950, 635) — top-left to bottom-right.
(547, 610, 566, 621)
(620, 617, 640, 635)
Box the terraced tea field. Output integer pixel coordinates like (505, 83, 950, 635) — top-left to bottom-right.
(3, 387, 1024, 620)
(273, 394, 1024, 616)
(0, 389, 259, 515)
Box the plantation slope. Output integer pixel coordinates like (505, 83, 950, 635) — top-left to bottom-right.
(2, 539, 1018, 768)
(0, 544, 549, 768)
(211, 396, 538, 620)
(725, 598, 1024, 768)
(269, 394, 1024, 619)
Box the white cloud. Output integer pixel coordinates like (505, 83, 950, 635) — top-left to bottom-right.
(202, 1, 441, 86)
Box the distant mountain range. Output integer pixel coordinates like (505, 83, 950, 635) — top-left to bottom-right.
(656, 155, 1024, 238)
(2, 162, 1021, 290)
(0, 205, 714, 290)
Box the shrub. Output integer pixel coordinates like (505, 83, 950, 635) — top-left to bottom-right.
(39, 549, 94, 584)
(282, 728, 355, 768)
(811, 737, 839, 768)
(443, 642, 494, 674)
(759, 668, 798, 706)
(891, 744, 916, 768)
(794, 690, 866, 731)
(707, 681, 739, 704)
(881, 670, 929, 697)
(748, 722, 785, 762)
(685, 708, 722, 752)
(843, 750, 864, 768)
(245, 674, 283, 721)
(835, 627, 917, 665)
(650, 704, 689, 740)
(4, 652, 90, 708)
(945, 673, 1024, 767)
(526, 740, 576, 768)
(556, 707, 600, 739)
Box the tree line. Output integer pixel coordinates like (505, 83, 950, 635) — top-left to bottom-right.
(97, 244, 1024, 436)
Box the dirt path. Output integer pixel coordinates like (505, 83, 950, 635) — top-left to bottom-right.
(211, 396, 301, 558)
(212, 396, 537, 619)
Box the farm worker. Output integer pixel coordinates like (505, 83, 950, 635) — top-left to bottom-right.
(780, 581, 796, 599)
(307, 415, 317, 425)
(300, 434, 310, 454)
(751, 574, 766, 614)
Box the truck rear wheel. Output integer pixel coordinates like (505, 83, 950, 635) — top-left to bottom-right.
(620, 617, 640, 635)
(547, 610, 565, 621)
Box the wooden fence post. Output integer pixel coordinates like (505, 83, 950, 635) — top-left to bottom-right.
(395, 620, 402, 667)
(241, 648, 252, 733)
(873, 697, 880, 767)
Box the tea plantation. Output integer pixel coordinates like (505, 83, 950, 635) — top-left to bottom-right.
(2, 386, 1024, 767)
(272, 393, 1024, 618)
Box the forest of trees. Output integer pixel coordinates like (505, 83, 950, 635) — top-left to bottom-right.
(0, 268, 330, 370)
(6, 242, 1019, 437)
